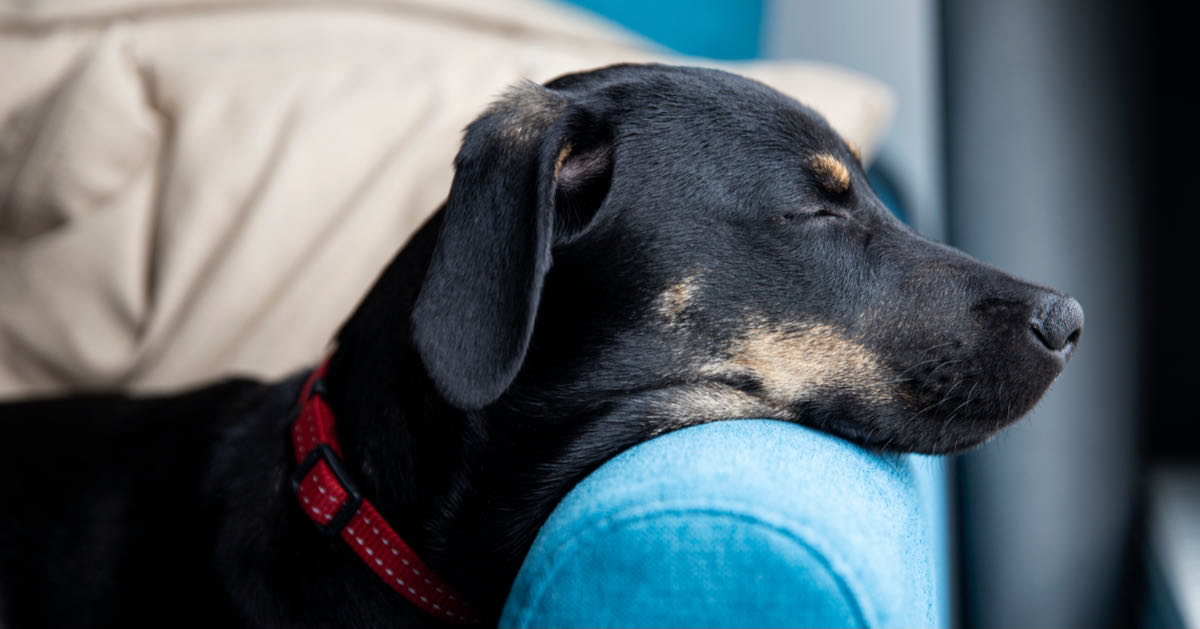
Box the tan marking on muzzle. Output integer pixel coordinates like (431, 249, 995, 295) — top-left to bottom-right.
(810, 153, 852, 194)
(702, 322, 892, 406)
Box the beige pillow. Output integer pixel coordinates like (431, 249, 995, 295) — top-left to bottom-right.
(0, 0, 894, 397)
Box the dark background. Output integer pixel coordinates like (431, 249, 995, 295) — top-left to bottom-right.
(1140, 1, 1199, 461)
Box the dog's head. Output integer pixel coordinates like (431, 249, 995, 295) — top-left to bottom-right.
(411, 64, 1081, 454)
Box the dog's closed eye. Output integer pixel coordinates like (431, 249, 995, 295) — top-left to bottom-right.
(775, 208, 846, 223)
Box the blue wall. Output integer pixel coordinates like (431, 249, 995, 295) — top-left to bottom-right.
(563, 0, 763, 60)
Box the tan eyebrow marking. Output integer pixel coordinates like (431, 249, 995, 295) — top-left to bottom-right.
(810, 153, 852, 194)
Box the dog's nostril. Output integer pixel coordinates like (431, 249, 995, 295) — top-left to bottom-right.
(1030, 294, 1084, 354)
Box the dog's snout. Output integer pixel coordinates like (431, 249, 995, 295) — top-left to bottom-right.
(1030, 293, 1084, 356)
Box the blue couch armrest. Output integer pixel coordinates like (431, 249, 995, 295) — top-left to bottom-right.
(500, 419, 946, 628)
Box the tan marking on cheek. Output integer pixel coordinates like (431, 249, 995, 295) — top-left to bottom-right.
(702, 323, 893, 406)
(655, 275, 701, 325)
(810, 153, 852, 194)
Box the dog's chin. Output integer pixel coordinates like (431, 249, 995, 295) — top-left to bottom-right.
(846, 344, 1072, 454)
(818, 412, 1005, 455)
(810, 374, 1058, 455)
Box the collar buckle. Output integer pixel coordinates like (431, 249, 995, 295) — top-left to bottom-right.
(291, 443, 363, 536)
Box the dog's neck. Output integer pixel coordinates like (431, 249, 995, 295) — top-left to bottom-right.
(316, 212, 471, 577)
(312, 211, 536, 620)
(310, 211, 660, 621)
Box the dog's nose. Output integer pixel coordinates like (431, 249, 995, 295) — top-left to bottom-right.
(1030, 293, 1084, 357)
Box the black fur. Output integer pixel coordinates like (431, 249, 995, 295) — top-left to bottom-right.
(0, 64, 1081, 628)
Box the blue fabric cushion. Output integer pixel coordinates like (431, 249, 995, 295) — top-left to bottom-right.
(500, 419, 946, 628)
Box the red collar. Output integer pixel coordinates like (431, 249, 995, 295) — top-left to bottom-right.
(290, 359, 479, 625)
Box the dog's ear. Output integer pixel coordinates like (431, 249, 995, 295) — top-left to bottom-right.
(412, 83, 614, 410)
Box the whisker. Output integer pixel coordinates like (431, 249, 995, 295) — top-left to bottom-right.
(884, 358, 965, 385)
(917, 341, 959, 358)
(935, 379, 969, 438)
(943, 381, 980, 426)
(926, 358, 965, 378)
(907, 379, 962, 423)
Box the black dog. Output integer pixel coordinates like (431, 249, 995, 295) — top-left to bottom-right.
(0, 64, 1081, 628)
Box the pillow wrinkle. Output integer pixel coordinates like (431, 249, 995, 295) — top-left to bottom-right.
(0, 23, 160, 242)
